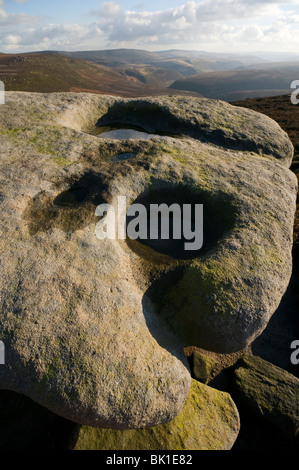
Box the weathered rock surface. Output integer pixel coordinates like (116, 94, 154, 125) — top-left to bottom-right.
(0, 92, 297, 428)
(231, 355, 299, 441)
(188, 350, 217, 384)
(73, 379, 240, 450)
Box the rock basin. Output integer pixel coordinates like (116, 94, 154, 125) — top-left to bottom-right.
(0, 92, 297, 429)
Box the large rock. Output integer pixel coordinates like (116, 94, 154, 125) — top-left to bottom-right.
(73, 379, 240, 450)
(0, 92, 297, 427)
(231, 355, 299, 441)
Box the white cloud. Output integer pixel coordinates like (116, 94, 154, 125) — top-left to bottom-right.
(0, 20, 107, 52)
(94, 1, 121, 18)
(86, 1, 270, 47)
(1, 0, 299, 52)
(5, 34, 22, 44)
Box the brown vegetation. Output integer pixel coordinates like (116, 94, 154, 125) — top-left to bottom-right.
(0, 52, 201, 98)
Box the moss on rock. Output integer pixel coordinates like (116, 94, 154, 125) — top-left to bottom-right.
(188, 351, 217, 383)
(73, 380, 240, 451)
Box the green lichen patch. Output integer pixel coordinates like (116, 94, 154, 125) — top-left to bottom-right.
(188, 350, 217, 384)
(73, 380, 240, 450)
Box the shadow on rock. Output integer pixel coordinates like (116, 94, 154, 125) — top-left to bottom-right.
(0, 390, 80, 450)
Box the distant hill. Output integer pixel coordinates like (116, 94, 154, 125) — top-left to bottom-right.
(53, 49, 267, 75)
(3, 49, 294, 100)
(0, 53, 133, 94)
(0, 52, 202, 97)
(169, 64, 299, 101)
(235, 61, 299, 71)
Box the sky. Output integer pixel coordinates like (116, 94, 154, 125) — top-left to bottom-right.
(1, 0, 299, 54)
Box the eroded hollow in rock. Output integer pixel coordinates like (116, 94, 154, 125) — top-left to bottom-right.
(126, 185, 237, 261)
(92, 125, 164, 140)
(23, 171, 108, 234)
(53, 187, 89, 208)
(84, 101, 185, 141)
(83, 99, 280, 156)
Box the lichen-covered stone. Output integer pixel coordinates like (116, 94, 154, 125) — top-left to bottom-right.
(231, 355, 299, 440)
(188, 350, 217, 383)
(0, 92, 297, 427)
(73, 380, 240, 450)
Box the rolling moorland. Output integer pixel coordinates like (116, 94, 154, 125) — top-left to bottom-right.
(0, 48, 254, 97)
(2, 48, 299, 100)
(170, 63, 299, 101)
(0, 49, 298, 451)
(55, 48, 266, 73)
(0, 52, 194, 97)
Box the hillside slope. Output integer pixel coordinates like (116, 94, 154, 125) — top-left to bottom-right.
(0, 52, 201, 97)
(56, 49, 266, 75)
(169, 65, 299, 101)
